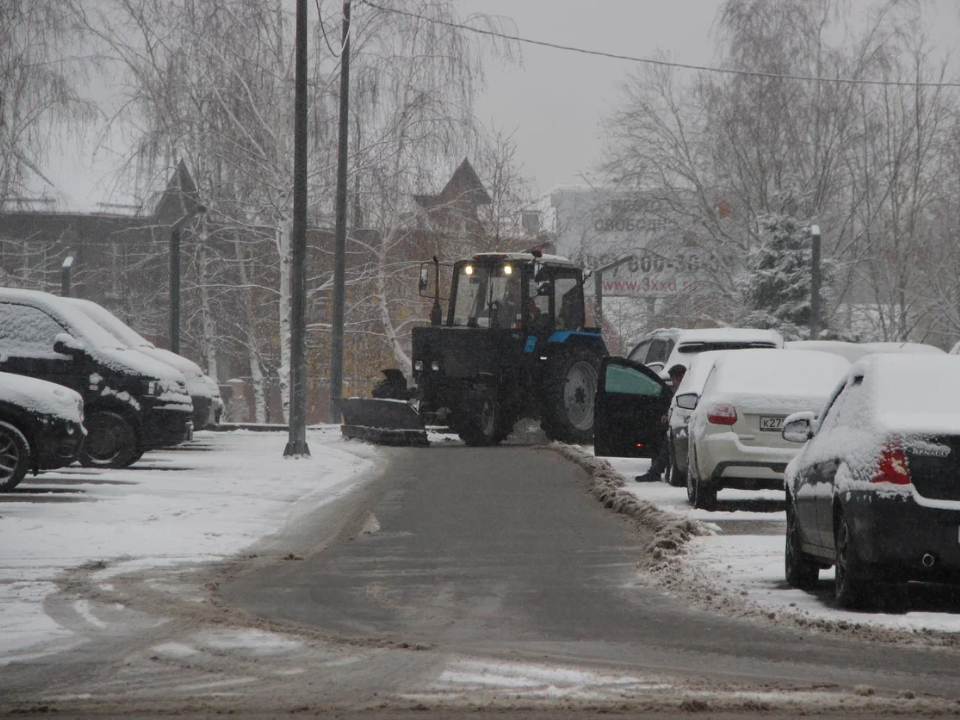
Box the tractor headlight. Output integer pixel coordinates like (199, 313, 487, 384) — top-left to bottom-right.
(464, 264, 474, 275)
(503, 264, 513, 275)
(430, 361, 440, 371)
(414, 360, 424, 371)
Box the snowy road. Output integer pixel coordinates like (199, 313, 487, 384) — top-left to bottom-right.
(4, 432, 960, 718)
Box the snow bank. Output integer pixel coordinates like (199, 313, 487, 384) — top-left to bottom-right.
(0, 426, 379, 664)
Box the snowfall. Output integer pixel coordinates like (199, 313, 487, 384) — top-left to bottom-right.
(3, 426, 960, 684)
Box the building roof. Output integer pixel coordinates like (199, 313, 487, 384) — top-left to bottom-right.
(414, 158, 491, 208)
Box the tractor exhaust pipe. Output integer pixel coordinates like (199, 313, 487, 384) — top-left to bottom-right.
(922, 553, 936, 568)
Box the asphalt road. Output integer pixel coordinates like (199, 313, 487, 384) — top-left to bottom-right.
(223, 442, 960, 701)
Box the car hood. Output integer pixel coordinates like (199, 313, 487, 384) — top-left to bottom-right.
(0, 371, 84, 425)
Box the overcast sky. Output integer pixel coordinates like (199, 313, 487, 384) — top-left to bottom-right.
(457, 0, 960, 195)
(42, 0, 960, 210)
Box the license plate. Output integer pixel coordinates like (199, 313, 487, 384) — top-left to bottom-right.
(759, 416, 785, 432)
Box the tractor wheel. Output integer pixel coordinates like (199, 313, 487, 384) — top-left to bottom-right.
(541, 348, 600, 444)
(456, 386, 503, 447)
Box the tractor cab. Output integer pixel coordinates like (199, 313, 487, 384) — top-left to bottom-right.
(446, 252, 585, 336)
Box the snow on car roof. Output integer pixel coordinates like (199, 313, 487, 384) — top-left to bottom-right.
(65, 298, 155, 349)
(710, 349, 850, 399)
(0, 371, 83, 425)
(674, 328, 784, 347)
(860, 341, 945, 355)
(0, 289, 184, 382)
(858, 354, 960, 433)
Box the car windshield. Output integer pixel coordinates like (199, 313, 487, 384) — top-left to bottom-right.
(451, 262, 520, 328)
(71, 301, 154, 349)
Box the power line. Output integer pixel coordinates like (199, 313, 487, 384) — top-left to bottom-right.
(358, 0, 960, 89)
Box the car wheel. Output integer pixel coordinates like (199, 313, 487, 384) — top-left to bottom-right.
(667, 440, 686, 488)
(835, 510, 872, 609)
(784, 501, 820, 589)
(0, 421, 30, 492)
(80, 411, 140, 469)
(686, 445, 716, 510)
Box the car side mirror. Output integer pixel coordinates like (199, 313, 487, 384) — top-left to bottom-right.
(675, 393, 698, 410)
(53, 333, 85, 357)
(782, 411, 816, 443)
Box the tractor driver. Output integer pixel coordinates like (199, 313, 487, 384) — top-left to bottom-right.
(496, 273, 523, 329)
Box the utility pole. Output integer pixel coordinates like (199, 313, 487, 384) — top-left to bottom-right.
(810, 224, 822, 340)
(329, 0, 351, 424)
(61, 254, 74, 297)
(284, 0, 311, 457)
(169, 206, 206, 355)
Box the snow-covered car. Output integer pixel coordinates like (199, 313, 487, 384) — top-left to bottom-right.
(64, 298, 223, 430)
(680, 349, 850, 510)
(665, 350, 726, 487)
(787, 339, 945, 363)
(0, 289, 193, 468)
(0, 372, 85, 491)
(782, 354, 960, 609)
(628, 327, 783, 379)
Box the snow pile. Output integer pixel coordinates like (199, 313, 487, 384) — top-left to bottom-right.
(555, 444, 710, 561)
(0, 427, 379, 664)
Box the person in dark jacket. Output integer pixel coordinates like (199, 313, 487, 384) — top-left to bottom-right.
(635, 363, 687, 482)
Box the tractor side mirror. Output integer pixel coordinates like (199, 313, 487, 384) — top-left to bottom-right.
(418, 265, 430, 293)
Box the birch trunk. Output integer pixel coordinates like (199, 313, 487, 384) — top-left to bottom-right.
(235, 236, 266, 423)
(198, 227, 219, 381)
(277, 218, 292, 422)
(376, 228, 412, 375)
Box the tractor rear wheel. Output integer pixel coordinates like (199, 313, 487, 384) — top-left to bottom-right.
(541, 348, 600, 444)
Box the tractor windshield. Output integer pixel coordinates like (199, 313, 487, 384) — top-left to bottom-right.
(451, 262, 521, 329)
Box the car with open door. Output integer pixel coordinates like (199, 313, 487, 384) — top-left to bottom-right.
(783, 353, 960, 610)
(593, 356, 672, 458)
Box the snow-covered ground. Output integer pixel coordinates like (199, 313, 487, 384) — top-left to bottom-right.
(0, 427, 379, 665)
(598, 453, 960, 639)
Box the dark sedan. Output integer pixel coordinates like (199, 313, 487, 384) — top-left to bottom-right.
(783, 354, 960, 609)
(0, 372, 85, 491)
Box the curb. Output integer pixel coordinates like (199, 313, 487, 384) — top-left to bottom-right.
(551, 443, 711, 561)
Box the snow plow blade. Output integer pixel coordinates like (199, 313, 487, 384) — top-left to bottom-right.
(338, 398, 429, 447)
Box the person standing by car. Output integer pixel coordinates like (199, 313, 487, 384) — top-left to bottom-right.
(635, 363, 686, 482)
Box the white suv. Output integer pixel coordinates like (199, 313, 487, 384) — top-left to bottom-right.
(627, 327, 784, 378)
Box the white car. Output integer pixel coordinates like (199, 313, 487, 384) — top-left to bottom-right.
(63, 299, 223, 430)
(787, 340, 944, 363)
(629, 327, 784, 379)
(679, 349, 850, 509)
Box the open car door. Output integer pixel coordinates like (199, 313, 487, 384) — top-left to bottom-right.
(594, 356, 672, 458)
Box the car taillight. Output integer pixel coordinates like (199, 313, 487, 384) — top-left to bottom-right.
(873, 443, 911, 485)
(707, 403, 738, 425)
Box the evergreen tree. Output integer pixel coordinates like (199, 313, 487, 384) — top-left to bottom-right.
(738, 191, 829, 340)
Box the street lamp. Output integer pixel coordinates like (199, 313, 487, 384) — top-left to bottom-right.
(61, 254, 75, 298)
(169, 204, 206, 355)
(809, 224, 822, 340)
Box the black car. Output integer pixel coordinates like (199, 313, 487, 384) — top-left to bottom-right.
(0, 289, 194, 469)
(782, 353, 960, 609)
(0, 371, 85, 491)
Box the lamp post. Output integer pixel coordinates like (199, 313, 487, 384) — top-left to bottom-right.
(809, 224, 822, 340)
(169, 205, 206, 355)
(284, 0, 312, 457)
(61, 254, 75, 297)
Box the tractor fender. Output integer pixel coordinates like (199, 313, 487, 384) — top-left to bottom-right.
(544, 331, 607, 358)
